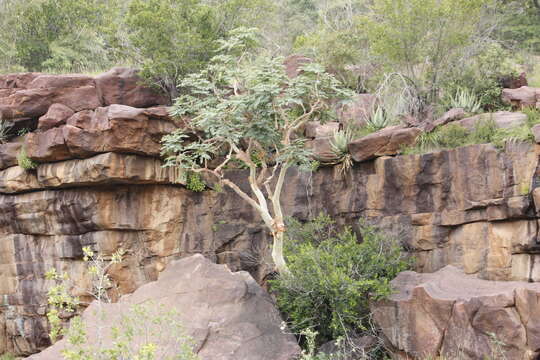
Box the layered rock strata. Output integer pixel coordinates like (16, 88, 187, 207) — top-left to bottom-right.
(1, 70, 540, 357)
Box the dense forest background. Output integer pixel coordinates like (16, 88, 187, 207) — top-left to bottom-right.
(0, 0, 539, 111)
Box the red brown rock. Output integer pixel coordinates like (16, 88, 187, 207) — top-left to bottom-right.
(283, 54, 312, 79)
(0, 141, 21, 170)
(95, 67, 170, 107)
(347, 126, 421, 162)
(0, 73, 42, 89)
(423, 107, 466, 132)
(26, 105, 177, 162)
(457, 111, 527, 131)
(372, 266, 540, 359)
(37, 103, 74, 131)
(28, 254, 300, 360)
(502, 86, 539, 109)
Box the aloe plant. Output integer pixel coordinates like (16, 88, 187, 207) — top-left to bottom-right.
(449, 88, 482, 113)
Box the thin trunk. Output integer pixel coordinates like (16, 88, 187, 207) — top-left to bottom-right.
(271, 230, 289, 274)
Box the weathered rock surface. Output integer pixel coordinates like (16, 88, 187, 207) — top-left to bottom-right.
(2, 69, 540, 358)
(0, 141, 21, 170)
(502, 86, 540, 109)
(95, 67, 170, 107)
(372, 266, 540, 359)
(457, 111, 527, 131)
(37, 103, 74, 131)
(348, 126, 421, 162)
(0, 152, 184, 193)
(25, 105, 176, 162)
(29, 254, 300, 360)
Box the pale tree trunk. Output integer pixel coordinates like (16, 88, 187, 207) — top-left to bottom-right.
(271, 227, 289, 274)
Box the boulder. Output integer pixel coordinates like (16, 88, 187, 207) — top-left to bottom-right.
(348, 126, 421, 163)
(0, 73, 42, 89)
(95, 67, 170, 107)
(29, 254, 300, 360)
(337, 94, 377, 128)
(28, 74, 95, 89)
(423, 108, 466, 132)
(37, 103, 74, 131)
(502, 86, 539, 109)
(456, 111, 527, 131)
(306, 137, 340, 163)
(0, 85, 101, 120)
(372, 266, 540, 359)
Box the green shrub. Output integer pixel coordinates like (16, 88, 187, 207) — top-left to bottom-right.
(270, 214, 411, 346)
(404, 110, 540, 155)
(17, 147, 37, 170)
(185, 171, 206, 192)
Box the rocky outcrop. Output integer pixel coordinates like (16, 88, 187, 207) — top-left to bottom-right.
(29, 254, 300, 360)
(2, 69, 540, 357)
(25, 105, 176, 162)
(372, 266, 540, 359)
(502, 86, 540, 109)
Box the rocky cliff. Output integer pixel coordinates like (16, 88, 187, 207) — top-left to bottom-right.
(1, 70, 540, 357)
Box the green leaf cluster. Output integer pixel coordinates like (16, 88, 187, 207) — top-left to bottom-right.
(162, 28, 353, 174)
(270, 214, 411, 346)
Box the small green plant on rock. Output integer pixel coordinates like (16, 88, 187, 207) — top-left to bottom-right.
(185, 171, 206, 192)
(17, 147, 37, 170)
(46, 247, 198, 360)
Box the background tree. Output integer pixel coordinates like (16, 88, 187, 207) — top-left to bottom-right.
(161, 28, 352, 273)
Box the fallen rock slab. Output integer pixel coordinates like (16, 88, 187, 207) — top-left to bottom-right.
(502, 86, 539, 109)
(348, 126, 421, 162)
(457, 111, 527, 131)
(372, 266, 540, 359)
(29, 254, 300, 360)
(95, 67, 170, 107)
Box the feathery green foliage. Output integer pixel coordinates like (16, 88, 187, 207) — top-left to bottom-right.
(162, 28, 352, 273)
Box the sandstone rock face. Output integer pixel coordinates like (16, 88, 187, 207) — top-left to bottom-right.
(37, 103, 74, 131)
(95, 67, 170, 107)
(348, 126, 421, 162)
(25, 105, 177, 162)
(0, 141, 21, 170)
(2, 70, 540, 358)
(372, 266, 540, 359)
(29, 254, 300, 360)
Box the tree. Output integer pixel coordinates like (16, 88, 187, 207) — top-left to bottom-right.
(161, 28, 352, 273)
(125, 0, 222, 99)
(361, 0, 495, 101)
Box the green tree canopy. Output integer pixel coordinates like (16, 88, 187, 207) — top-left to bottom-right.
(161, 28, 353, 273)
